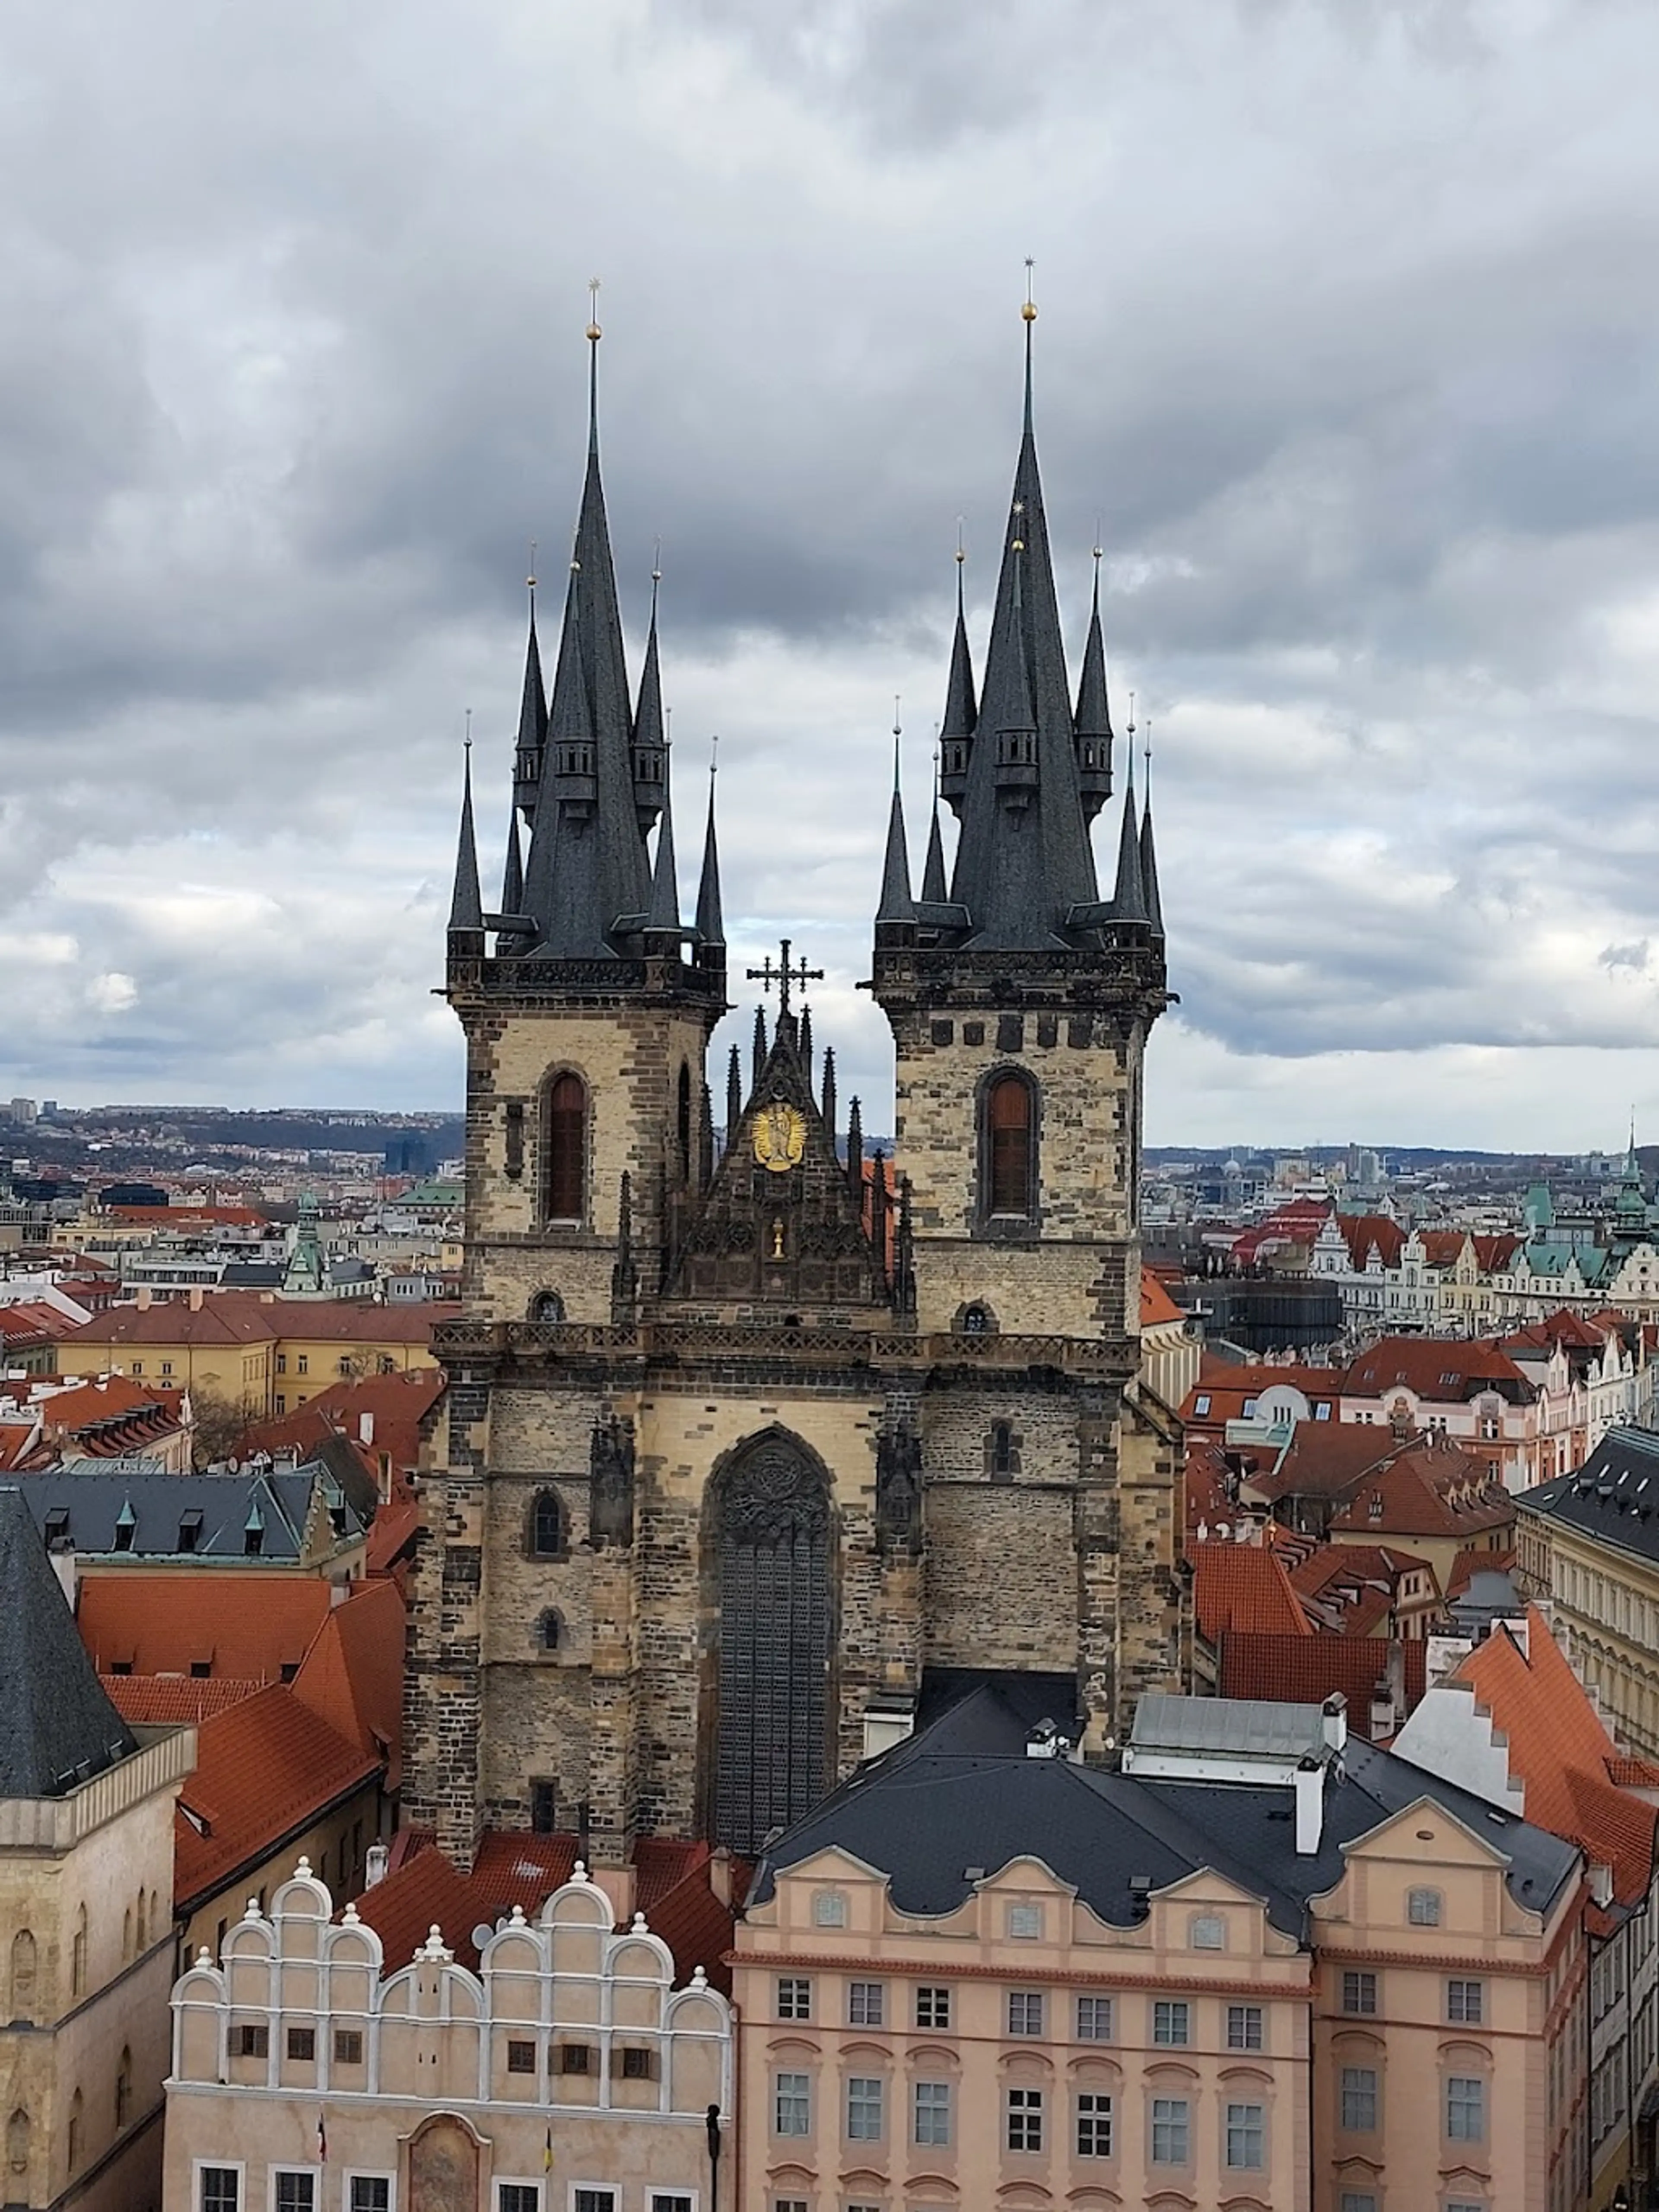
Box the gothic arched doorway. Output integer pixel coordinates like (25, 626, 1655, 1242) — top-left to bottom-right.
(706, 1429, 833, 1852)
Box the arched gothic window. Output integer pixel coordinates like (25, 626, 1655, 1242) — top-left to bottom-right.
(6, 2109, 28, 2180)
(528, 1289, 565, 1324)
(528, 1490, 565, 1560)
(8, 1932, 36, 2021)
(985, 1071, 1036, 1219)
(537, 1608, 563, 1653)
(991, 1421, 1015, 1482)
(70, 1909, 86, 2000)
(542, 1072, 587, 1224)
(960, 1302, 997, 1337)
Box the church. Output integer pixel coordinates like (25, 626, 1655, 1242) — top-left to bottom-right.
(402, 299, 1186, 1870)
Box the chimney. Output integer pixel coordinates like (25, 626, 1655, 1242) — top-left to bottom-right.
(1369, 1680, 1396, 1742)
(358, 1412, 374, 1447)
(706, 1847, 733, 1906)
(1321, 1693, 1348, 1756)
(1294, 1756, 1325, 1855)
(135, 1286, 153, 1311)
(188, 1286, 204, 1311)
(364, 1842, 389, 1888)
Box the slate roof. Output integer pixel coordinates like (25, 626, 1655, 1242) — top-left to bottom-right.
(16, 1464, 363, 1561)
(0, 1486, 139, 1798)
(750, 1682, 1580, 1941)
(1519, 1427, 1659, 1566)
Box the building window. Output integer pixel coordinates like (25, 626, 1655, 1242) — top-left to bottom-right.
(1340, 2196, 1378, 2212)
(960, 1302, 996, 1336)
(619, 2047, 656, 2081)
(537, 1608, 562, 1652)
(1447, 1979, 1484, 2025)
(846, 2077, 884, 2141)
(1409, 1886, 1443, 1926)
(1076, 2091, 1113, 2157)
(1153, 1999, 1190, 2046)
(543, 1071, 587, 1223)
(571, 2190, 614, 2212)
(334, 2030, 364, 2066)
(530, 1780, 557, 1834)
(286, 2026, 315, 2061)
(274, 2179, 315, 2212)
(1447, 2075, 1485, 2140)
(1189, 1913, 1226, 1949)
(1077, 1994, 1113, 2040)
(1006, 1901, 1042, 1939)
(915, 1984, 951, 2029)
(848, 1980, 885, 2026)
(529, 1289, 564, 1324)
(914, 2081, 951, 2145)
(115, 2046, 132, 2128)
(776, 1976, 812, 2021)
(499, 2191, 542, 2212)
(348, 2183, 391, 2212)
(812, 1890, 846, 1928)
(774, 2072, 810, 2136)
(559, 2044, 592, 2075)
(236, 2024, 268, 2058)
(507, 2040, 536, 2074)
(1341, 2065, 1379, 2129)
(527, 1489, 565, 1559)
(1226, 2102, 1265, 2168)
(649, 2199, 693, 2212)
(297, 1355, 308, 1375)
(1006, 2086, 1044, 2152)
(1007, 1990, 1044, 2037)
(1342, 1970, 1378, 2015)
(1150, 2096, 1190, 2164)
(1227, 2003, 1263, 2050)
(985, 1071, 1036, 1218)
(199, 2172, 240, 2212)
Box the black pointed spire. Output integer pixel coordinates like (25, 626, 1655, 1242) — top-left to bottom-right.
(876, 732, 916, 927)
(820, 1046, 837, 1140)
(1074, 548, 1114, 823)
(752, 1006, 768, 1092)
(1110, 748, 1148, 926)
(518, 310, 652, 954)
(726, 1043, 742, 1142)
(500, 800, 524, 924)
(798, 1003, 813, 1082)
(512, 576, 549, 825)
(944, 291, 1100, 947)
(448, 742, 484, 936)
(646, 744, 681, 933)
(695, 743, 724, 950)
(938, 547, 978, 814)
(846, 1095, 864, 1191)
(1140, 721, 1164, 941)
(632, 561, 668, 834)
(921, 758, 949, 903)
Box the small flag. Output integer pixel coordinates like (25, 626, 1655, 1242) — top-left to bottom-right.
(543, 2122, 553, 2172)
(317, 2110, 328, 2162)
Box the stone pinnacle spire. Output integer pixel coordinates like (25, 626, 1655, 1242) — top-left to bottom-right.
(695, 742, 724, 950)
(1139, 719, 1163, 940)
(646, 743, 681, 933)
(448, 741, 484, 935)
(1110, 745, 1147, 925)
(876, 726, 916, 926)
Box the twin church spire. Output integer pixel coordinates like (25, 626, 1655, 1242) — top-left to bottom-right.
(448, 316, 723, 972)
(879, 299, 1164, 953)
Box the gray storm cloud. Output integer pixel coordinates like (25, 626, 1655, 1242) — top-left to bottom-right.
(2, 0, 1659, 1146)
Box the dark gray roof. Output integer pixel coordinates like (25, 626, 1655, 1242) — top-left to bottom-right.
(944, 347, 1102, 948)
(17, 1464, 362, 1561)
(1518, 1426, 1659, 1566)
(694, 773, 724, 949)
(0, 1487, 138, 1798)
(447, 745, 483, 934)
(876, 783, 915, 924)
(751, 1680, 1580, 1940)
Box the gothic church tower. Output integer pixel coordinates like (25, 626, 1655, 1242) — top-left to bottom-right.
(403, 303, 1183, 1875)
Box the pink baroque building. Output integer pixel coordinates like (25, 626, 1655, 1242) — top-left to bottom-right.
(732, 1682, 1591, 2212)
(164, 1860, 732, 2212)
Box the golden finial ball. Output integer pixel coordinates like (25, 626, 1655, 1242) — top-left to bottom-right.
(1011, 538, 1026, 554)
(1021, 300, 1038, 323)
(586, 322, 602, 341)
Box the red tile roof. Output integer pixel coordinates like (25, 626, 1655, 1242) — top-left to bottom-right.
(290, 1577, 405, 1791)
(238, 1371, 445, 1483)
(1341, 1336, 1533, 1405)
(1446, 1545, 1517, 1601)
(1500, 1309, 1610, 1356)
(364, 1499, 422, 1579)
(1327, 1437, 1515, 1541)
(105, 1204, 268, 1227)
(1246, 1423, 1410, 1506)
(1191, 1542, 1313, 1642)
(1219, 1631, 1429, 1714)
(102, 1674, 264, 1724)
(1450, 1610, 1659, 1905)
(175, 1683, 378, 1909)
(76, 1575, 334, 1679)
(1332, 1213, 1407, 1270)
(1140, 1270, 1186, 1328)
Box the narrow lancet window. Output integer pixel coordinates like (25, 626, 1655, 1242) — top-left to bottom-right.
(543, 1072, 587, 1223)
(986, 1072, 1035, 1218)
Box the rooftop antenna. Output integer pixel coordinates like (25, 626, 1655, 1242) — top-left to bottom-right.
(1022, 257, 1037, 432)
(585, 276, 602, 454)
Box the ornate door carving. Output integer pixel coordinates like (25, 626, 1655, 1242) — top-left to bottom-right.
(712, 1431, 833, 1852)
(407, 2115, 479, 2212)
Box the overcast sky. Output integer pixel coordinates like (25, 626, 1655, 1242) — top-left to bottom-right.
(3, 0, 1658, 1149)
